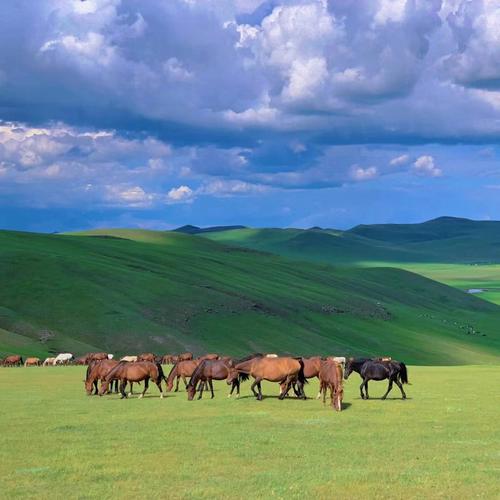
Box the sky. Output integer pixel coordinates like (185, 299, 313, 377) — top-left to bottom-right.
(1, 0, 500, 232)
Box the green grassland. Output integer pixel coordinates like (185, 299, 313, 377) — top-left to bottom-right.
(0, 365, 499, 499)
(1, 229, 499, 364)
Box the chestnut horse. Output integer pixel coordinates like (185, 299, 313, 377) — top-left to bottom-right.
(24, 357, 41, 367)
(227, 356, 307, 401)
(187, 359, 238, 400)
(2, 355, 23, 367)
(165, 360, 201, 391)
(178, 352, 193, 361)
(85, 359, 120, 395)
(99, 361, 165, 399)
(87, 352, 108, 363)
(319, 359, 344, 411)
(137, 353, 155, 363)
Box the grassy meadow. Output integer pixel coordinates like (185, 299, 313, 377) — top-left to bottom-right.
(0, 365, 499, 499)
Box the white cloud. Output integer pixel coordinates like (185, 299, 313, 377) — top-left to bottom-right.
(166, 185, 194, 203)
(105, 185, 154, 207)
(164, 57, 194, 82)
(390, 154, 410, 166)
(413, 155, 442, 177)
(199, 179, 268, 197)
(351, 166, 378, 181)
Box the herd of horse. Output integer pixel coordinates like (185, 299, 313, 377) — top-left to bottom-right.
(1, 351, 409, 410)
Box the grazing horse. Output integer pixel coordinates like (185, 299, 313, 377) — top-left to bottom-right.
(53, 353, 74, 365)
(187, 359, 238, 400)
(85, 359, 119, 395)
(24, 357, 41, 367)
(227, 356, 307, 401)
(178, 352, 193, 361)
(344, 357, 409, 400)
(43, 357, 56, 366)
(3, 355, 23, 367)
(137, 353, 156, 363)
(162, 354, 174, 364)
(165, 360, 201, 392)
(74, 355, 88, 365)
(99, 361, 165, 399)
(120, 355, 138, 362)
(286, 356, 322, 399)
(318, 359, 344, 411)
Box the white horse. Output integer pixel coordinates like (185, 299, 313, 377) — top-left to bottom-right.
(43, 357, 56, 366)
(120, 355, 137, 362)
(53, 353, 74, 365)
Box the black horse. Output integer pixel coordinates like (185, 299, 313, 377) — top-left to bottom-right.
(344, 358, 408, 400)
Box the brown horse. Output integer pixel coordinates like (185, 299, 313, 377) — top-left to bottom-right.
(187, 359, 238, 400)
(2, 355, 23, 367)
(87, 352, 108, 362)
(85, 359, 119, 395)
(165, 360, 201, 391)
(227, 356, 307, 401)
(24, 357, 41, 367)
(137, 353, 156, 363)
(198, 353, 219, 361)
(99, 361, 165, 399)
(161, 354, 175, 364)
(319, 359, 344, 411)
(74, 355, 88, 365)
(178, 352, 193, 361)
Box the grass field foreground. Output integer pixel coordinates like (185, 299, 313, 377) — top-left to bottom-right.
(0, 365, 499, 498)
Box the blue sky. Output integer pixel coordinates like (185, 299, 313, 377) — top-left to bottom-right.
(1, 0, 500, 231)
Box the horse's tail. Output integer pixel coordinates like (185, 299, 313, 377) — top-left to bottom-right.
(398, 362, 409, 384)
(187, 360, 206, 389)
(238, 372, 250, 382)
(156, 362, 165, 383)
(298, 358, 308, 385)
(165, 363, 178, 391)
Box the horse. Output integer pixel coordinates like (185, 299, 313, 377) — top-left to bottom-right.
(344, 357, 409, 400)
(286, 356, 322, 399)
(43, 357, 56, 366)
(99, 361, 165, 399)
(53, 353, 74, 365)
(2, 355, 23, 367)
(74, 355, 88, 365)
(120, 355, 137, 362)
(161, 354, 174, 364)
(165, 359, 201, 392)
(318, 359, 344, 411)
(85, 359, 120, 395)
(198, 353, 219, 361)
(137, 353, 156, 363)
(187, 359, 238, 400)
(24, 357, 41, 367)
(178, 352, 193, 361)
(227, 356, 307, 401)
(87, 352, 108, 362)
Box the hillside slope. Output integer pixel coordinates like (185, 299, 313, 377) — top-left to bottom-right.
(0, 229, 499, 364)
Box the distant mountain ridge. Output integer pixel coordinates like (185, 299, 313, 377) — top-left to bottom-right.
(174, 224, 247, 234)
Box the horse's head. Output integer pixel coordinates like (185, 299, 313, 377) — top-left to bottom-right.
(344, 358, 355, 380)
(84, 378, 94, 396)
(187, 383, 196, 401)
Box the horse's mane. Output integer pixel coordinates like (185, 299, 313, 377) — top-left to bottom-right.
(235, 353, 263, 364)
(166, 362, 179, 387)
(187, 360, 207, 389)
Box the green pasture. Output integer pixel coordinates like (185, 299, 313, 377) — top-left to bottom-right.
(1, 365, 499, 499)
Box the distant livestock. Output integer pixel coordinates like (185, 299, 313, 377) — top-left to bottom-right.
(2, 355, 23, 367)
(53, 353, 74, 365)
(43, 357, 56, 366)
(137, 353, 156, 363)
(24, 357, 41, 367)
(120, 356, 138, 362)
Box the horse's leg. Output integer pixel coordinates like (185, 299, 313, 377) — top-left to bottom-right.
(198, 380, 204, 400)
(182, 375, 188, 390)
(174, 376, 180, 392)
(394, 378, 407, 399)
(250, 378, 260, 398)
(359, 380, 365, 399)
(209, 379, 215, 399)
(93, 380, 98, 395)
(381, 379, 393, 400)
(364, 379, 370, 399)
(119, 380, 127, 399)
(257, 380, 263, 401)
(139, 378, 149, 399)
(279, 378, 293, 400)
(155, 378, 164, 399)
(129, 382, 134, 397)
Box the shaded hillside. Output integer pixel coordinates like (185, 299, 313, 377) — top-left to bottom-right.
(0, 229, 499, 364)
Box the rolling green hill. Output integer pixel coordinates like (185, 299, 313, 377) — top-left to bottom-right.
(0, 228, 499, 364)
